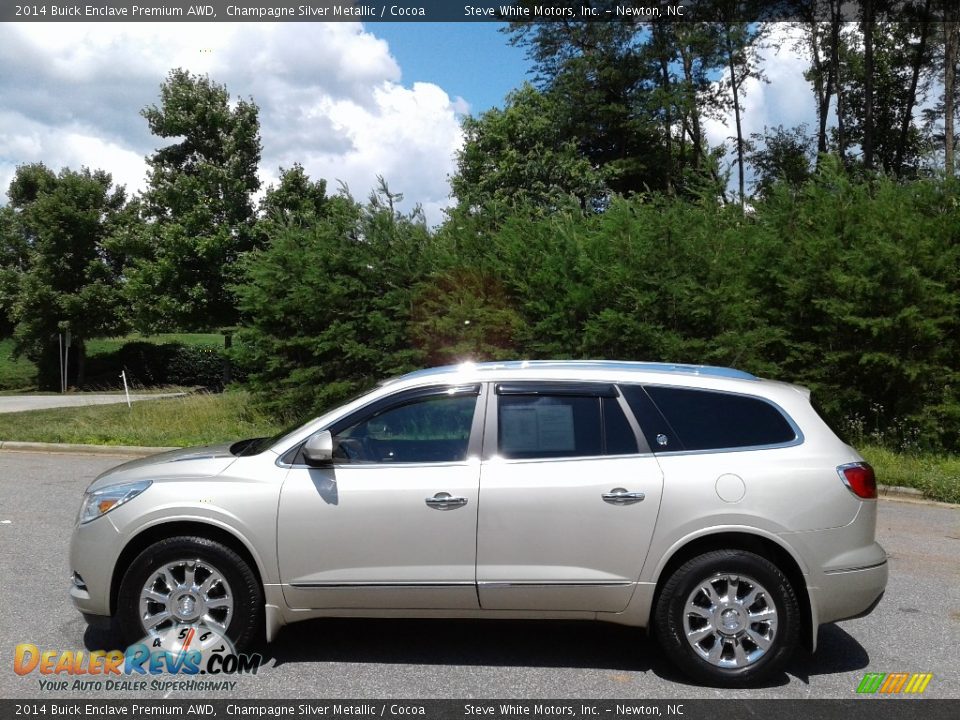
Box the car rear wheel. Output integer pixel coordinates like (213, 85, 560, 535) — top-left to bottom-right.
(654, 549, 799, 686)
(117, 536, 263, 651)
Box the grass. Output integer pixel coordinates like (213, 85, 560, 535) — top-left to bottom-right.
(0, 390, 281, 447)
(859, 444, 960, 504)
(0, 339, 39, 391)
(0, 333, 225, 391)
(84, 333, 224, 356)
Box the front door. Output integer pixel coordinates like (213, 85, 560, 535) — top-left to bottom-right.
(278, 384, 485, 610)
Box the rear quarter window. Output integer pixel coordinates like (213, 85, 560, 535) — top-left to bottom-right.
(639, 386, 797, 451)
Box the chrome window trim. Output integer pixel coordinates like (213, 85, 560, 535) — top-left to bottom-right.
(289, 581, 634, 589)
(277, 460, 478, 470)
(650, 439, 803, 457)
(478, 581, 634, 588)
(484, 453, 657, 465)
(290, 581, 476, 588)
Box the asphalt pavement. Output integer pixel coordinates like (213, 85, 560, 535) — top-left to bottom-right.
(0, 451, 957, 700)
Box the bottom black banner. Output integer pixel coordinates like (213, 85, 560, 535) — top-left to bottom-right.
(2, 700, 957, 720)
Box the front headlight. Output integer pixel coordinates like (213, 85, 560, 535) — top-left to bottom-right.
(77, 480, 152, 525)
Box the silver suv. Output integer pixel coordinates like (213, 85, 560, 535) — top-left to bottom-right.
(69, 361, 887, 686)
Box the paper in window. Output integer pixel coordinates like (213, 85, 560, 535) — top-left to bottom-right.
(501, 402, 576, 454)
(536, 404, 575, 451)
(500, 405, 539, 453)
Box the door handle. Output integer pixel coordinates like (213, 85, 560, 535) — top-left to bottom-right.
(425, 492, 468, 510)
(602, 488, 645, 505)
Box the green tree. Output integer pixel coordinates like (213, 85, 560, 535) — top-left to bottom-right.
(452, 84, 608, 214)
(409, 267, 524, 366)
(751, 163, 960, 448)
(746, 125, 815, 197)
(799, 0, 843, 158)
(259, 164, 329, 225)
(840, 6, 936, 176)
(508, 10, 682, 196)
(234, 181, 430, 419)
(125, 69, 261, 331)
(0, 205, 27, 337)
(2, 163, 127, 387)
(714, 10, 767, 205)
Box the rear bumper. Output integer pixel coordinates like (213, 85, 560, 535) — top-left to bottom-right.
(812, 559, 888, 624)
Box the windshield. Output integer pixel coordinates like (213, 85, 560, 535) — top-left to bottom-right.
(231, 419, 309, 457)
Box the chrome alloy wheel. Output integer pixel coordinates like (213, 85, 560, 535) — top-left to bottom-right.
(138, 558, 234, 636)
(682, 573, 778, 668)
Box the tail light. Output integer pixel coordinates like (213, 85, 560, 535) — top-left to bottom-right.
(838, 462, 877, 499)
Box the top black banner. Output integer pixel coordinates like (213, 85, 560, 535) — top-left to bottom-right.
(2, 1, 955, 24)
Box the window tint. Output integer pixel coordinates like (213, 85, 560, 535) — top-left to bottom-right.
(499, 395, 601, 459)
(619, 385, 678, 451)
(333, 394, 477, 463)
(643, 386, 796, 451)
(497, 394, 639, 459)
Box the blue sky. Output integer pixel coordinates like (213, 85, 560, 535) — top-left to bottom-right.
(373, 23, 533, 114)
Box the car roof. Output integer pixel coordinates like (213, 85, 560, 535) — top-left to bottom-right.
(386, 360, 758, 385)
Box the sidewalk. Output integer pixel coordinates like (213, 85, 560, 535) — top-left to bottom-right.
(0, 440, 178, 456)
(0, 392, 184, 414)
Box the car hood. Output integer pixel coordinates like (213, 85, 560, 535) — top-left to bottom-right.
(86, 442, 240, 491)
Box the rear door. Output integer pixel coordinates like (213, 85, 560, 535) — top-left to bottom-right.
(476, 382, 664, 612)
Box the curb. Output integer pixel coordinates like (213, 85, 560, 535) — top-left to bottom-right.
(878, 484, 958, 509)
(0, 440, 179, 458)
(878, 484, 924, 499)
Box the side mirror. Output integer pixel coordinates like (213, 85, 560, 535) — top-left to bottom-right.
(303, 430, 334, 467)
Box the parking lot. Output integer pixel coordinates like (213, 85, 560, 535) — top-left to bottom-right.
(1, 450, 957, 700)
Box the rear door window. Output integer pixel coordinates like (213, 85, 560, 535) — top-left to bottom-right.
(496, 384, 639, 459)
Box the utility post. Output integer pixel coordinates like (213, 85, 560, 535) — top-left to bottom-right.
(58, 324, 72, 393)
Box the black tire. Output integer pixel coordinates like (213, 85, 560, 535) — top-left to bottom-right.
(654, 549, 800, 687)
(116, 535, 263, 652)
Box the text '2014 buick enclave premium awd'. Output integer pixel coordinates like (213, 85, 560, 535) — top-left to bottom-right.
(69, 360, 887, 686)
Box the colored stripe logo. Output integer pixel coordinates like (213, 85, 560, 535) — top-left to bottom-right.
(856, 672, 933, 694)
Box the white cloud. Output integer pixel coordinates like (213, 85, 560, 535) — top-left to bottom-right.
(702, 24, 816, 191)
(0, 22, 464, 224)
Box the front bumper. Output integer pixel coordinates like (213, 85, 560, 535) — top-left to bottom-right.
(68, 514, 123, 619)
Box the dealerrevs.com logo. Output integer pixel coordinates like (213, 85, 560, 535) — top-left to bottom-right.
(14, 625, 263, 692)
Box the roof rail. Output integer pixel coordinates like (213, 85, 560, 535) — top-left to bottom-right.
(388, 360, 757, 384)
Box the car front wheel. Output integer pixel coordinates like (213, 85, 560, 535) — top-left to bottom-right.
(116, 535, 263, 651)
(654, 549, 800, 686)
